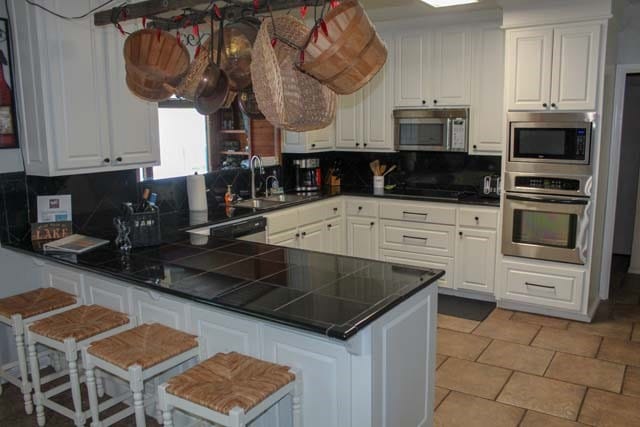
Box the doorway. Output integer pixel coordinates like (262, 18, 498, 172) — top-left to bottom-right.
(604, 71, 640, 301)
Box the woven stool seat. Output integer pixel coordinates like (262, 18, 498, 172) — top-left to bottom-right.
(0, 287, 76, 319)
(166, 352, 295, 415)
(88, 323, 198, 370)
(30, 305, 129, 343)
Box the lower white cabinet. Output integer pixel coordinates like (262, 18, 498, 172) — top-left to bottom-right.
(325, 218, 345, 254)
(83, 275, 131, 313)
(262, 325, 352, 427)
(454, 228, 497, 294)
(299, 222, 325, 252)
(269, 229, 300, 248)
(380, 249, 454, 289)
(131, 288, 189, 330)
(44, 264, 84, 299)
(500, 259, 585, 312)
(347, 217, 379, 260)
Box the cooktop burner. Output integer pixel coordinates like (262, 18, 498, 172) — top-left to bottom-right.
(388, 186, 478, 200)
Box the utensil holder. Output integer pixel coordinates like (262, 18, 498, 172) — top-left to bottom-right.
(373, 176, 384, 190)
(118, 205, 161, 249)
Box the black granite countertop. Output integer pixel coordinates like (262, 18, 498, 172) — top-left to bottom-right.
(4, 236, 443, 340)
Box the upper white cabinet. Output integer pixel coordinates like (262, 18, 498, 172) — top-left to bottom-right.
(506, 23, 601, 111)
(283, 122, 336, 153)
(9, 1, 160, 176)
(469, 27, 505, 155)
(335, 91, 363, 149)
(394, 29, 471, 108)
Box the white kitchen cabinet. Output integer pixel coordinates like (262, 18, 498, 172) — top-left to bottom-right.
(506, 23, 601, 111)
(470, 27, 505, 155)
(347, 217, 379, 260)
(299, 222, 325, 252)
(324, 218, 345, 255)
(282, 122, 336, 153)
(83, 275, 131, 314)
(506, 27, 554, 111)
(380, 249, 454, 289)
(335, 91, 363, 150)
(432, 30, 471, 106)
(550, 23, 601, 111)
(131, 288, 189, 330)
(8, 1, 160, 176)
(394, 32, 431, 107)
(454, 228, 496, 294)
(44, 264, 84, 300)
(268, 229, 300, 248)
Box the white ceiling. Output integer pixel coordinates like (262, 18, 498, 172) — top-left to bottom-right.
(361, 0, 501, 21)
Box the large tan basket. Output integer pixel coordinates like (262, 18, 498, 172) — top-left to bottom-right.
(124, 29, 190, 102)
(250, 16, 336, 132)
(300, 0, 387, 95)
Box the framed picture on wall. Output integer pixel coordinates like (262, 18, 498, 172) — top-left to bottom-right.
(0, 18, 18, 149)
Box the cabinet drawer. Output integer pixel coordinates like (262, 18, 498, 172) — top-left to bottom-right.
(298, 204, 326, 226)
(501, 260, 585, 312)
(459, 207, 498, 229)
(324, 199, 343, 219)
(380, 249, 453, 289)
(380, 220, 455, 257)
(380, 201, 456, 225)
(346, 199, 378, 217)
(267, 208, 298, 235)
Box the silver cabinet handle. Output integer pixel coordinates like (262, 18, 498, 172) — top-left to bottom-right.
(402, 235, 428, 245)
(525, 282, 556, 290)
(403, 211, 428, 217)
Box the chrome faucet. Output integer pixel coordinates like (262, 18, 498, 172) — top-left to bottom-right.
(265, 174, 279, 197)
(250, 155, 264, 199)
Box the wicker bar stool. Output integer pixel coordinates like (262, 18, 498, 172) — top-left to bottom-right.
(0, 287, 80, 414)
(158, 352, 302, 427)
(81, 323, 201, 427)
(26, 304, 134, 426)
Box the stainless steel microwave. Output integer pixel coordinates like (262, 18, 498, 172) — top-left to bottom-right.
(508, 112, 595, 167)
(394, 108, 469, 152)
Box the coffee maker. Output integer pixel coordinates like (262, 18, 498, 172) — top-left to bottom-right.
(293, 158, 321, 192)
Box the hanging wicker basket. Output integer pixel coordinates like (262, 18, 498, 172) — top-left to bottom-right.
(123, 29, 190, 102)
(250, 16, 336, 132)
(300, 0, 387, 95)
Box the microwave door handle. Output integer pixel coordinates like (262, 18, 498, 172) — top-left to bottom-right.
(505, 194, 589, 205)
(445, 118, 452, 150)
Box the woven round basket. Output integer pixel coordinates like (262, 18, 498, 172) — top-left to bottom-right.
(173, 39, 212, 101)
(300, 0, 387, 95)
(250, 16, 336, 132)
(124, 29, 190, 101)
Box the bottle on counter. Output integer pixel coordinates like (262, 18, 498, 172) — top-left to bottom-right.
(224, 185, 234, 206)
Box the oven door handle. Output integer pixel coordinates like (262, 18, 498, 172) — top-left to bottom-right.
(506, 194, 589, 205)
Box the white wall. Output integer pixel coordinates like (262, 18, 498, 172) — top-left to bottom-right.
(613, 74, 640, 254)
(618, 0, 640, 65)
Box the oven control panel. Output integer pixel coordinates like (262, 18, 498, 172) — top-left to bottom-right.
(576, 129, 587, 156)
(514, 177, 581, 191)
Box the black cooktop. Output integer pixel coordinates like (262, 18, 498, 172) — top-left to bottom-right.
(387, 186, 478, 201)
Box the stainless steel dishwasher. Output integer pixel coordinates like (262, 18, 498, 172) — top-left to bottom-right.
(209, 217, 267, 243)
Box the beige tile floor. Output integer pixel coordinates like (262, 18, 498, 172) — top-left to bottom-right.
(435, 273, 640, 426)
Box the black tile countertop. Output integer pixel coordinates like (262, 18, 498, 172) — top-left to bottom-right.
(4, 237, 443, 340)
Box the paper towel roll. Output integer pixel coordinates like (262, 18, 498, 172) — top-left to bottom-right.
(187, 174, 207, 211)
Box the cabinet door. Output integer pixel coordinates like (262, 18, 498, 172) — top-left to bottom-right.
(190, 305, 260, 358)
(307, 122, 335, 151)
(268, 229, 300, 248)
(380, 249, 454, 289)
(432, 30, 471, 106)
(34, 0, 110, 171)
(132, 288, 188, 330)
(98, 22, 160, 166)
(362, 35, 394, 151)
(84, 275, 131, 314)
(324, 219, 345, 255)
(335, 91, 363, 149)
(550, 23, 601, 111)
(282, 130, 304, 153)
(455, 228, 496, 294)
(470, 27, 505, 155)
(44, 265, 84, 300)
(394, 32, 430, 107)
(506, 28, 553, 111)
(347, 217, 379, 260)
(299, 222, 325, 252)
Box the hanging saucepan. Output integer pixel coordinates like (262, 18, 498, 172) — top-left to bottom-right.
(195, 16, 230, 115)
(238, 86, 264, 118)
(209, 16, 259, 92)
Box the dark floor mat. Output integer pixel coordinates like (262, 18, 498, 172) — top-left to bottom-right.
(438, 294, 496, 322)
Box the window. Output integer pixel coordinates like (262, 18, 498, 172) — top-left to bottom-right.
(142, 99, 209, 180)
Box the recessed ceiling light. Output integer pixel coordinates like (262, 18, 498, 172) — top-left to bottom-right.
(420, 0, 479, 8)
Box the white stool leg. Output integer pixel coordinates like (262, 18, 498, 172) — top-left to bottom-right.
(291, 369, 303, 427)
(50, 350, 63, 372)
(64, 338, 85, 427)
(82, 349, 102, 427)
(229, 407, 245, 427)
(95, 369, 105, 398)
(12, 315, 33, 414)
(129, 365, 146, 427)
(27, 334, 45, 427)
(157, 384, 174, 427)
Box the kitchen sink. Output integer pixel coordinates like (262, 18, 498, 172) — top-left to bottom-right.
(234, 194, 320, 210)
(233, 199, 282, 209)
(262, 194, 319, 203)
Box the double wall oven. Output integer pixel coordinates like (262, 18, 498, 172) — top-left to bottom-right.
(502, 112, 596, 265)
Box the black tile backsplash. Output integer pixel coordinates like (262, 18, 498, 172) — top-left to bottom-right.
(283, 151, 501, 193)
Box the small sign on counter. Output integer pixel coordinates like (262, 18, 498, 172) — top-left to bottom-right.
(37, 195, 72, 223)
